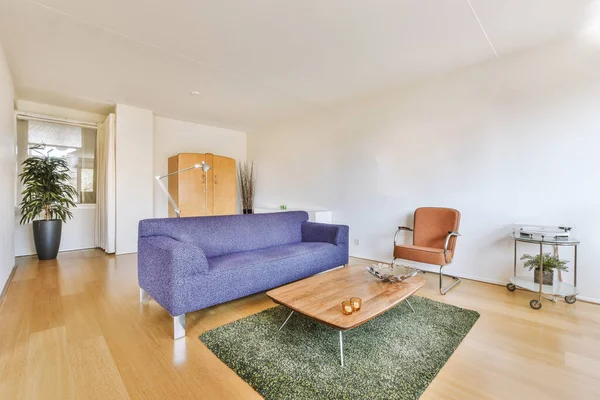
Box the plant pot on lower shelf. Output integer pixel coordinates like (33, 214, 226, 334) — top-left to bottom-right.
(243, 209, 254, 214)
(32, 219, 62, 260)
(533, 268, 553, 285)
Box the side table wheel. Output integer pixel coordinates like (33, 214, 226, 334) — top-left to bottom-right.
(530, 300, 542, 310)
(506, 283, 516, 292)
(565, 295, 577, 304)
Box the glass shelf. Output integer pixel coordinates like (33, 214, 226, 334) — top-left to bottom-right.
(510, 276, 580, 296)
(511, 233, 580, 245)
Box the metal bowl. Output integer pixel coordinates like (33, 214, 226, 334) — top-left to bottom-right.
(366, 263, 418, 283)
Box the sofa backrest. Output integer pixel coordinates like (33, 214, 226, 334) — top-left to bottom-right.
(139, 211, 309, 258)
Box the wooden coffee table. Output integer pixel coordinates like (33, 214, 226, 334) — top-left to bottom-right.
(266, 265, 426, 366)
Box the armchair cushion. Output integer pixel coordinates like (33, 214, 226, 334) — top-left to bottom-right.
(413, 207, 460, 251)
(394, 244, 452, 266)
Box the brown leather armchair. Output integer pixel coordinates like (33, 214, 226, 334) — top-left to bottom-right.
(392, 207, 461, 295)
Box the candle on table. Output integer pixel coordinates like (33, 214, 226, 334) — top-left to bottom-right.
(350, 297, 362, 311)
(342, 301, 353, 315)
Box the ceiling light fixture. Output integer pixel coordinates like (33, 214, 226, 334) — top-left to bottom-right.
(466, 0, 498, 58)
(190, 91, 200, 95)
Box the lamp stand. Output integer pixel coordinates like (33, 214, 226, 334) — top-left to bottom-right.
(155, 162, 211, 218)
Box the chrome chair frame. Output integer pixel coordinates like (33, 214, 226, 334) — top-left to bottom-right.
(392, 227, 462, 295)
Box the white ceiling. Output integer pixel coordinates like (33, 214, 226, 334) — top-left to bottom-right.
(0, 0, 595, 131)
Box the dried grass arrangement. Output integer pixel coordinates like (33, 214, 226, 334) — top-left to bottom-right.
(238, 161, 256, 214)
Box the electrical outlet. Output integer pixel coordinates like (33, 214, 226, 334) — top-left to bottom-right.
(354, 239, 360, 246)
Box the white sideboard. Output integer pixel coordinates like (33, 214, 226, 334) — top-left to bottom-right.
(253, 207, 333, 224)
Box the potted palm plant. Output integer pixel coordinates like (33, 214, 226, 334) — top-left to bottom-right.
(19, 146, 77, 260)
(521, 253, 569, 285)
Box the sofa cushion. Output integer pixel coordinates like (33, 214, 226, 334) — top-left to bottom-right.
(170, 241, 345, 313)
(208, 242, 336, 271)
(139, 211, 309, 258)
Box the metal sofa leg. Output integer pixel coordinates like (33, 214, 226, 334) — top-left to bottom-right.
(140, 288, 151, 304)
(439, 265, 461, 295)
(174, 314, 186, 339)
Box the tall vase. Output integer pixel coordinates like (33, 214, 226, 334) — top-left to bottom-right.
(32, 219, 62, 260)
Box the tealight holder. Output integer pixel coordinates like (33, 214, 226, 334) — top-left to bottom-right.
(350, 297, 362, 311)
(342, 301, 353, 315)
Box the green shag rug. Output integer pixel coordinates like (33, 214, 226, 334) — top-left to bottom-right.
(200, 296, 479, 400)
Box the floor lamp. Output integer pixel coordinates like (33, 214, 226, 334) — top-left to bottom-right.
(155, 161, 211, 218)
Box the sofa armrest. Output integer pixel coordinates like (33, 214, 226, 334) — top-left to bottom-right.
(301, 222, 349, 246)
(138, 236, 209, 280)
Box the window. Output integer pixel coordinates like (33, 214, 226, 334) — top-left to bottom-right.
(17, 118, 97, 204)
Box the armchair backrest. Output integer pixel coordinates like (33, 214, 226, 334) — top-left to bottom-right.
(413, 207, 461, 252)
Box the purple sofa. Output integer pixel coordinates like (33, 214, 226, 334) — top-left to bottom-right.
(138, 211, 349, 338)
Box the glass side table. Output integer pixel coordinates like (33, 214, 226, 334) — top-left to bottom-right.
(507, 229, 579, 310)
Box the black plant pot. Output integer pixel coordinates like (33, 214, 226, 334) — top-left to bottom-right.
(533, 268, 553, 285)
(32, 219, 62, 260)
(243, 209, 254, 214)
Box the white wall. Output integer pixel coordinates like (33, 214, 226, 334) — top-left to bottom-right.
(14, 100, 106, 256)
(0, 40, 15, 292)
(15, 206, 97, 256)
(248, 37, 600, 302)
(115, 104, 154, 254)
(153, 116, 247, 218)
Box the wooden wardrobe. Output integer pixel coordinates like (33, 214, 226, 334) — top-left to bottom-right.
(167, 153, 236, 217)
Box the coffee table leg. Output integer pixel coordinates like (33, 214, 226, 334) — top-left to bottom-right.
(405, 298, 415, 313)
(339, 331, 344, 367)
(279, 310, 294, 331)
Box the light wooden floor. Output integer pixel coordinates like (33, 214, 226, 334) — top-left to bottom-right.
(1, 250, 599, 400)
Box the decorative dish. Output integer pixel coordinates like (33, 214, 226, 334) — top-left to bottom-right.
(366, 263, 418, 283)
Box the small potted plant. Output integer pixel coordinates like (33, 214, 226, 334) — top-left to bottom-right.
(19, 145, 77, 260)
(521, 253, 569, 285)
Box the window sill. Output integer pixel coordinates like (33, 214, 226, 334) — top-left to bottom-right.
(74, 204, 97, 209)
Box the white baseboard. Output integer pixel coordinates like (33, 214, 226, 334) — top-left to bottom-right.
(16, 245, 98, 257)
(351, 254, 600, 305)
(0, 265, 17, 309)
(576, 296, 600, 304)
